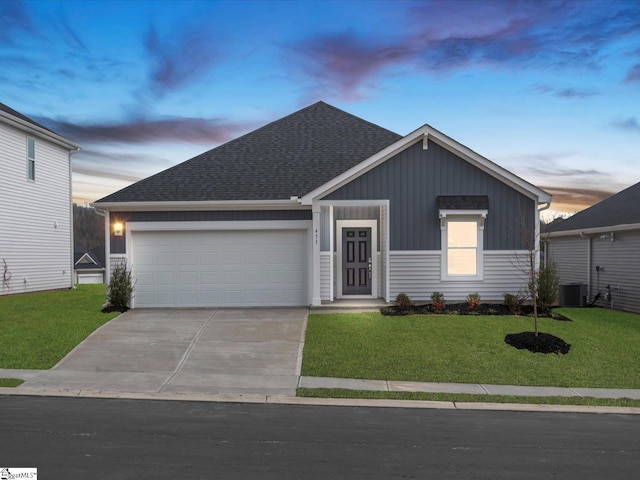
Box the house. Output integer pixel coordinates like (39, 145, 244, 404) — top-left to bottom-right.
(0, 102, 80, 296)
(74, 246, 106, 284)
(93, 102, 551, 308)
(544, 181, 640, 313)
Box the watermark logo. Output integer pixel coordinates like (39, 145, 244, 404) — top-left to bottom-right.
(0, 468, 37, 479)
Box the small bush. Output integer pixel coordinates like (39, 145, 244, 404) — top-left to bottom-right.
(536, 262, 560, 311)
(395, 293, 412, 312)
(107, 262, 135, 310)
(431, 291, 446, 313)
(504, 291, 526, 315)
(466, 292, 481, 312)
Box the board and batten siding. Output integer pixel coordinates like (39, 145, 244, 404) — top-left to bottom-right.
(388, 251, 529, 301)
(590, 230, 640, 313)
(323, 140, 536, 251)
(0, 121, 73, 295)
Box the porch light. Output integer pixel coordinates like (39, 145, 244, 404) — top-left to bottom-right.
(113, 222, 124, 237)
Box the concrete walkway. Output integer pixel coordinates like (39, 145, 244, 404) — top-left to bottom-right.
(298, 376, 640, 400)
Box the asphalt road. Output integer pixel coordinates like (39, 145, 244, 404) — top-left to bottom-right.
(1, 396, 638, 479)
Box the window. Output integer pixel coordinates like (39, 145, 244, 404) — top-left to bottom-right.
(440, 211, 486, 280)
(447, 220, 478, 275)
(27, 137, 35, 181)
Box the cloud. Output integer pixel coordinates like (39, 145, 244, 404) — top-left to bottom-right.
(611, 117, 640, 133)
(541, 185, 614, 212)
(625, 63, 640, 84)
(0, 0, 33, 44)
(35, 116, 244, 145)
(291, 33, 412, 99)
(533, 85, 599, 99)
(290, 0, 640, 98)
(144, 24, 221, 96)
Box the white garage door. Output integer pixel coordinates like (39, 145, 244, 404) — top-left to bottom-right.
(131, 229, 308, 307)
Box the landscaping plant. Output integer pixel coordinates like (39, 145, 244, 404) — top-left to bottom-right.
(466, 292, 481, 312)
(534, 262, 560, 312)
(431, 291, 446, 313)
(107, 262, 135, 310)
(504, 291, 526, 315)
(395, 293, 412, 312)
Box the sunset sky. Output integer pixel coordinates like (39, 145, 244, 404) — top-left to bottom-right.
(2, 0, 639, 217)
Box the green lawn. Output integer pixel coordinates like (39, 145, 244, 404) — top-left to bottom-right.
(0, 285, 120, 369)
(301, 308, 640, 388)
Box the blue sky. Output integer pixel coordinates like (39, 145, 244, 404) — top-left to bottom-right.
(2, 0, 639, 216)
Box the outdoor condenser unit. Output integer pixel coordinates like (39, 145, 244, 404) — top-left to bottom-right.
(559, 283, 587, 307)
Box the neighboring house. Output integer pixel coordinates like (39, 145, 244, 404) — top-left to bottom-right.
(74, 246, 106, 284)
(0, 102, 80, 296)
(93, 102, 551, 308)
(544, 181, 640, 313)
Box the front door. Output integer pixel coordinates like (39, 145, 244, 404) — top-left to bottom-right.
(342, 228, 372, 295)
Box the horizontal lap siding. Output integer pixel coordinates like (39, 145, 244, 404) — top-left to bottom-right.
(389, 251, 529, 301)
(1, 122, 73, 295)
(547, 237, 588, 284)
(320, 252, 331, 300)
(591, 230, 640, 313)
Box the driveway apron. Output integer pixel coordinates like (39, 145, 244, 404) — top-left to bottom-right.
(20, 308, 308, 396)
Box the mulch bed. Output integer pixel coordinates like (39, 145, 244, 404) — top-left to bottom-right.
(101, 305, 129, 313)
(504, 332, 571, 355)
(381, 303, 570, 321)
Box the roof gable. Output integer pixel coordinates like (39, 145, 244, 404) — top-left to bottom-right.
(95, 102, 402, 204)
(545, 181, 640, 234)
(302, 124, 552, 204)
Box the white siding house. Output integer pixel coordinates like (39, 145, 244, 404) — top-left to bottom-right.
(0, 103, 80, 296)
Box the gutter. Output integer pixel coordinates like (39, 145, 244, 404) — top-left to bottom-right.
(0, 110, 80, 151)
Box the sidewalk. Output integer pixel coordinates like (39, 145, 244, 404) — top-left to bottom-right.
(298, 376, 640, 400)
(3, 368, 640, 400)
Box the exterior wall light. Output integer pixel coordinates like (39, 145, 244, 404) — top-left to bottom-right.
(113, 222, 124, 237)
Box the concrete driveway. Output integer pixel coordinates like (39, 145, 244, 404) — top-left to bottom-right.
(20, 308, 308, 396)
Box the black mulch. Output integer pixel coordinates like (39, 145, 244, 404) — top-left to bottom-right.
(101, 305, 129, 313)
(504, 332, 571, 355)
(381, 303, 571, 321)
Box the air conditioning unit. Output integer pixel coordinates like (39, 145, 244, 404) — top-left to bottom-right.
(559, 283, 587, 307)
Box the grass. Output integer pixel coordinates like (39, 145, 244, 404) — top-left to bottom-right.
(297, 388, 640, 408)
(301, 308, 640, 389)
(0, 378, 24, 387)
(0, 285, 120, 369)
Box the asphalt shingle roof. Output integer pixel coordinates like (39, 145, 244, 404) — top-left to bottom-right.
(545, 181, 640, 233)
(96, 102, 402, 203)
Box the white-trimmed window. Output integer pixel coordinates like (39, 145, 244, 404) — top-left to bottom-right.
(27, 137, 35, 181)
(440, 211, 486, 280)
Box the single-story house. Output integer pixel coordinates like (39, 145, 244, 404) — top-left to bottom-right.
(544, 181, 640, 313)
(74, 246, 106, 284)
(0, 102, 80, 296)
(93, 102, 552, 308)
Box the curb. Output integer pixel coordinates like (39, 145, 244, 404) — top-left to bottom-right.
(2, 387, 639, 415)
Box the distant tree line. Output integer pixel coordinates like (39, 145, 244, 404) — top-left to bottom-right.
(73, 204, 104, 250)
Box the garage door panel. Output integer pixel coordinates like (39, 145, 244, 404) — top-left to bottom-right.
(132, 229, 307, 307)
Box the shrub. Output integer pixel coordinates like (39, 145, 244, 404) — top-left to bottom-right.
(395, 293, 412, 312)
(504, 291, 526, 315)
(466, 292, 481, 312)
(107, 262, 135, 310)
(431, 291, 446, 313)
(536, 262, 560, 311)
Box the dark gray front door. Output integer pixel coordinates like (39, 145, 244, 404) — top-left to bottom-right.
(342, 227, 372, 295)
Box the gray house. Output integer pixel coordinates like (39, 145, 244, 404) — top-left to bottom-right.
(544, 181, 640, 313)
(93, 102, 551, 308)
